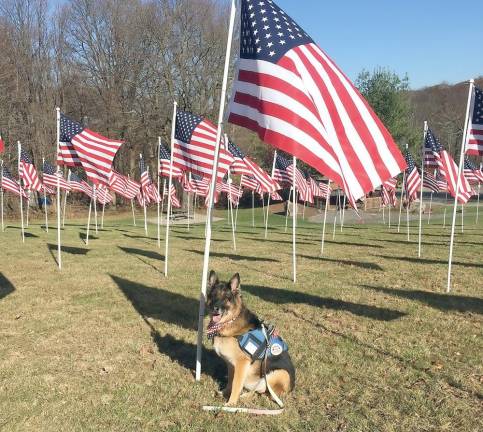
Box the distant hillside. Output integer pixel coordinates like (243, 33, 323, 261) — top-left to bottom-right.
(408, 77, 483, 155)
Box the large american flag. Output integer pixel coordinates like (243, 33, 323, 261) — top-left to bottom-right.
(425, 128, 472, 204)
(404, 151, 421, 202)
(43, 161, 71, 191)
(58, 113, 123, 186)
(159, 143, 183, 178)
(464, 157, 483, 184)
(467, 86, 483, 155)
(19, 148, 42, 192)
(173, 110, 233, 180)
(1, 165, 27, 197)
(227, 0, 406, 206)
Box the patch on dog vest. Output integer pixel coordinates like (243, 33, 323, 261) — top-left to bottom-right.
(238, 327, 288, 361)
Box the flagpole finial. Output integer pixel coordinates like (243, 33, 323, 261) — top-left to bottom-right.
(469, 78, 475, 84)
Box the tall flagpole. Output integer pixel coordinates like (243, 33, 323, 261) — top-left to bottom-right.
(418, 121, 428, 257)
(187, 177, 191, 231)
(234, 174, 243, 231)
(285, 187, 292, 233)
(55, 107, 62, 270)
(292, 156, 297, 283)
(340, 193, 346, 231)
(251, 190, 255, 227)
(195, 0, 236, 382)
(17, 142, 25, 243)
(320, 181, 330, 255)
(164, 102, 177, 277)
(264, 150, 277, 238)
(161, 178, 166, 220)
(448, 79, 474, 293)
(93, 184, 98, 234)
(42, 157, 48, 232)
(477, 165, 481, 224)
(0, 158, 4, 232)
(62, 171, 70, 228)
(86, 195, 92, 245)
(227, 170, 236, 251)
(140, 154, 148, 235)
(157, 137, 161, 248)
(398, 170, 407, 233)
(333, 188, 340, 240)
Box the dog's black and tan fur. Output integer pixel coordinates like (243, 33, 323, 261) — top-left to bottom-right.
(206, 271, 295, 406)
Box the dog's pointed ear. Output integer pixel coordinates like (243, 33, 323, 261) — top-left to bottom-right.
(229, 273, 240, 293)
(208, 270, 219, 288)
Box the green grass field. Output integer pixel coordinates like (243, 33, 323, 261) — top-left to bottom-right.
(0, 205, 482, 431)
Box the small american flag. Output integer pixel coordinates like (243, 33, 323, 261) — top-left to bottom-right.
(436, 173, 448, 192)
(228, 140, 253, 176)
(69, 172, 92, 197)
(96, 185, 113, 205)
(1, 165, 27, 197)
(381, 184, 397, 207)
(190, 174, 210, 196)
(42, 161, 71, 191)
(425, 127, 472, 204)
(20, 148, 43, 192)
(163, 182, 181, 208)
(467, 86, 483, 156)
(318, 181, 332, 198)
(422, 171, 440, 193)
(286, 160, 309, 199)
(58, 113, 123, 186)
(464, 157, 483, 184)
(273, 153, 292, 183)
(173, 110, 234, 180)
(424, 129, 439, 168)
(108, 170, 129, 197)
(404, 151, 421, 202)
(159, 143, 183, 178)
(241, 175, 259, 191)
(228, 0, 406, 206)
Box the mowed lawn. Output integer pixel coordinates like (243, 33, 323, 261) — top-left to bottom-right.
(0, 205, 482, 431)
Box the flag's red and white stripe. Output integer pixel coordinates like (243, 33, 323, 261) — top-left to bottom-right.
(437, 151, 472, 204)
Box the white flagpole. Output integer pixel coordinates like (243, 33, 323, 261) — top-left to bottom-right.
(418, 121, 428, 257)
(93, 184, 98, 234)
(427, 192, 433, 224)
(320, 181, 330, 255)
(406, 193, 410, 242)
(187, 188, 191, 231)
(333, 188, 340, 240)
(461, 204, 464, 233)
(448, 79, 474, 293)
(139, 154, 148, 235)
(227, 170, 236, 251)
(261, 193, 265, 225)
(165, 102, 177, 277)
(477, 169, 481, 224)
(264, 151, 277, 238)
(251, 190, 255, 227)
(234, 174, 243, 231)
(42, 157, 48, 232)
(161, 178, 166, 221)
(157, 137, 161, 248)
(195, 0, 236, 382)
(26, 190, 30, 227)
(292, 156, 297, 283)
(56, 108, 62, 267)
(285, 187, 292, 233)
(101, 200, 105, 228)
(86, 196, 92, 245)
(62, 170, 70, 227)
(17, 142, 25, 243)
(398, 170, 407, 233)
(0, 158, 4, 232)
(340, 193, 346, 231)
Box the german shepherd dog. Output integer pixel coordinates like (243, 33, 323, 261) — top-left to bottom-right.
(206, 271, 295, 406)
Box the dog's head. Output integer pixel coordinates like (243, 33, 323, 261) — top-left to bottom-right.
(206, 270, 242, 326)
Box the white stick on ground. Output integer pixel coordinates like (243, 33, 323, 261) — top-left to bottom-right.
(292, 156, 297, 283)
(448, 79, 474, 293)
(17, 142, 25, 243)
(165, 103, 177, 277)
(195, 0, 236, 382)
(398, 170, 407, 233)
(418, 122, 428, 257)
(320, 182, 330, 255)
(55, 108, 62, 268)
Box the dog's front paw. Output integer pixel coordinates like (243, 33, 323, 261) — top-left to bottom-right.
(216, 387, 232, 399)
(224, 400, 237, 407)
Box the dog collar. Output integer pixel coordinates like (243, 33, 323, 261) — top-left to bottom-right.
(206, 312, 240, 339)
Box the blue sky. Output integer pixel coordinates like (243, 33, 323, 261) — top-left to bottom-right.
(50, 0, 482, 90)
(276, 0, 483, 89)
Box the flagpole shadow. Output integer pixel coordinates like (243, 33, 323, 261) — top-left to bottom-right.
(0, 273, 15, 301)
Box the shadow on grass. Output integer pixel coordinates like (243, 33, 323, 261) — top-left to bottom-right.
(243, 285, 404, 321)
(79, 232, 98, 242)
(361, 285, 483, 315)
(110, 275, 197, 330)
(123, 233, 159, 241)
(149, 331, 226, 384)
(24, 232, 39, 238)
(244, 237, 315, 246)
(375, 254, 483, 269)
(378, 238, 447, 247)
(186, 249, 280, 263)
(324, 240, 384, 249)
(47, 243, 89, 266)
(0, 273, 15, 300)
(175, 235, 229, 243)
(118, 246, 164, 261)
(299, 255, 383, 271)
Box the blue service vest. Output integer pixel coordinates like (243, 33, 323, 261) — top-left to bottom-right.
(238, 327, 288, 362)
